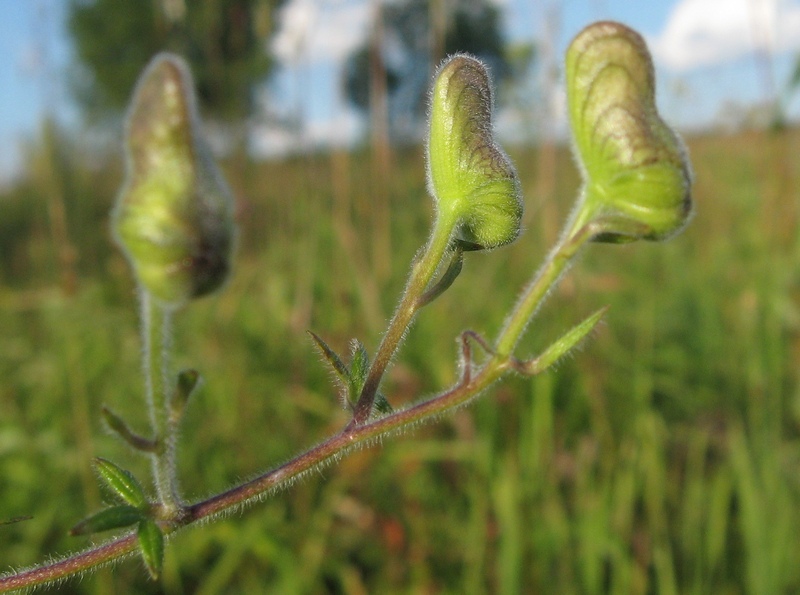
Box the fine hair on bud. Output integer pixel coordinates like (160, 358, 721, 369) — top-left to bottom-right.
(565, 21, 692, 243)
(113, 52, 236, 307)
(426, 53, 523, 250)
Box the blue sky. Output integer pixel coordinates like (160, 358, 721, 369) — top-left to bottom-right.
(3, 0, 800, 182)
(0, 0, 73, 183)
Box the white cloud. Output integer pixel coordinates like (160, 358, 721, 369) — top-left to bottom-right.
(260, 0, 372, 156)
(305, 109, 364, 145)
(272, 0, 372, 65)
(651, 0, 800, 71)
(271, 0, 511, 66)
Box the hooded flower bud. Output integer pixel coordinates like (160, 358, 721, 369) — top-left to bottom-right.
(113, 53, 235, 306)
(426, 54, 523, 250)
(566, 21, 692, 242)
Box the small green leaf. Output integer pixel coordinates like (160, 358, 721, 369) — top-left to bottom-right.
(70, 505, 144, 536)
(308, 331, 353, 409)
(102, 406, 158, 452)
(519, 306, 608, 375)
(308, 331, 350, 382)
(137, 519, 165, 580)
(94, 458, 148, 508)
(565, 21, 692, 242)
(347, 339, 371, 406)
(176, 369, 201, 401)
(349, 340, 370, 389)
(374, 393, 394, 415)
(417, 247, 464, 308)
(170, 369, 202, 422)
(427, 54, 523, 250)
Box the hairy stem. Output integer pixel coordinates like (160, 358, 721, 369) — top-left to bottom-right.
(0, 353, 510, 593)
(0, 223, 595, 593)
(494, 219, 596, 356)
(141, 292, 181, 512)
(349, 216, 455, 426)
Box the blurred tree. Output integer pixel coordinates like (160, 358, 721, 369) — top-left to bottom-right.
(343, 0, 510, 141)
(772, 52, 800, 131)
(68, 0, 285, 124)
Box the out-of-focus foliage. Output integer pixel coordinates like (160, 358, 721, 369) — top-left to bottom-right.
(3, 126, 800, 593)
(68, 0, 285, 122)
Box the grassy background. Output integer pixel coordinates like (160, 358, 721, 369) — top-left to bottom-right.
(1, 125, 800, 593)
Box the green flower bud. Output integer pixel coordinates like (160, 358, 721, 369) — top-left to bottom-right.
(426, 54, 523, 250)
(566, 21, 692, 243)
(113, 53, 235, 306)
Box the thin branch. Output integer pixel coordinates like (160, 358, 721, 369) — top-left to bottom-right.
(0, 533, 139, 592)
(0, 218, 592, 593)
(0, 354, 510, 593)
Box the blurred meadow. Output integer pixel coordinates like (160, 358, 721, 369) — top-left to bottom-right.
(3, 2, 800, 594)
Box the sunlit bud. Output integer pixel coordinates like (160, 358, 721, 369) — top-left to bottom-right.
(113, 53, 235, 306)
(426, 54, 523, 250)
(566, 21, 692, 243)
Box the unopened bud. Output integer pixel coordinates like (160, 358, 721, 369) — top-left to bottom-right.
(566, 21, 692, 242)
(426, 54, 523, 250)
(113, 53, 235, 306)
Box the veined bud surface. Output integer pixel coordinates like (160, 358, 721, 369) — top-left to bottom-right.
(113, 53, 235, 306)
(566, 21, 692, 242)
(426, 54, 523, 250)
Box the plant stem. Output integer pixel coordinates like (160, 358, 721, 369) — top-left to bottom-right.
(0, 219, 599, 593)
(0, 354, 511, 593)
(349, 216, 454, 426)
(0, 533, 139, 592)
(141, 291, 181, 512)
(494, 217, 595, 357)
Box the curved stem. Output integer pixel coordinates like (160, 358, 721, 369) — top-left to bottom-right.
(493, 218, 596, 357)
(349, 216, 455, 426)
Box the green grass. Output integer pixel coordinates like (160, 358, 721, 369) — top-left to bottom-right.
(2, 127, 800, 593)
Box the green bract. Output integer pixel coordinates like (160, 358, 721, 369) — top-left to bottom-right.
(427, 54, 523, 250)
(566, 21, 692, 243)
(113, 53, 235, 306)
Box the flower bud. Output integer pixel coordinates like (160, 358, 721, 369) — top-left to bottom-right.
(566, 21, 692, 242)
(426, 54, 523, 250)
(113, 53, 235, 306)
